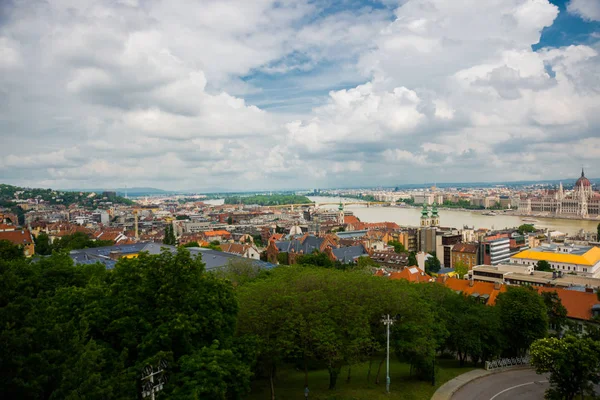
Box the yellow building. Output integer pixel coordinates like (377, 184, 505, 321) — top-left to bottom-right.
(510, 244, 600, 277)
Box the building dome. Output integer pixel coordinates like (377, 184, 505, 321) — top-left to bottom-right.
(576, 168, 591, 188)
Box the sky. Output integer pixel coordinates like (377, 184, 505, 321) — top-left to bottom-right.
(0, 0, 599, 191)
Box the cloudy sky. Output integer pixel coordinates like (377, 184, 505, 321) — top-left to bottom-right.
(0, 0, 599, 191)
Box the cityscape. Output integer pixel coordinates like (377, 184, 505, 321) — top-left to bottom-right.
(1, 0, 600, 399)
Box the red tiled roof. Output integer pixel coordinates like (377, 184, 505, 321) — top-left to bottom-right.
(0, 229, 33, 245)
(536, 287, 598, 321)
(0, 223, 15, 231)
(439, 277, 506, 305)
(452, 243, 478, 254)
(204, 230, 231, 237)
(344, 215, 360, 225)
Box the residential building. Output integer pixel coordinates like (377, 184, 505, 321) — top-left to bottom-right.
(0, 228, 35, 257)
(451, 243, 479, 270)
(219, 243, 260, 260)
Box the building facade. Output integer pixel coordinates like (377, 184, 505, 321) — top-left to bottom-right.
(518, 169, 599, 217)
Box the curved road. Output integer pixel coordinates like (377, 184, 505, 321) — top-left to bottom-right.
(452, 369, 549, 400)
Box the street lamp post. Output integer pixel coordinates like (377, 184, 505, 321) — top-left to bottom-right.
(381, 314, 394, 394)
(141, 360, 168, 400)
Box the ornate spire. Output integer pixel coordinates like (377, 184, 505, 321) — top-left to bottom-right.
(582, 167, 585, 178)
(421, 203, 429, 218)
(431, 202, 439, 217)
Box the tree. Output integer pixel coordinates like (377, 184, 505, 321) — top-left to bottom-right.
(597, 222, 600, 242)
(163, 224, 176, 245)
(387, 240, 406, 254)
(34, 232, 52, 255)
(531, 335, 600, 400)
(454, 260, 468, 278)
(496, 286, 548, 356)
(536, 260, 552, 272)
(50, 231, 113, 252)
(425, 253, 441, 274)
(356, 256, 379, 269)
(541, 291, 568, 334)
(517, 224, 536, 235)
(407, 252, 417, 267)
(182, 241, 200, 248)
(0, 247, 249, 399)
(296, 251, 336, 268)
(0, 239, 24, 261)
(227, 216, 233, 225)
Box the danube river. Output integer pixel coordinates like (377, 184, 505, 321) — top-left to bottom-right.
(306, 196, 599, 236)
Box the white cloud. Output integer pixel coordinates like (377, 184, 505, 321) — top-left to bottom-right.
(567, 0, 600, 21)
(0, 0, 598, 190)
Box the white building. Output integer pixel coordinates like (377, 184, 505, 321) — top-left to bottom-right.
(510, 243, 600, 278)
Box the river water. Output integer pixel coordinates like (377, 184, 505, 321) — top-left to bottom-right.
(204, 197, 598, 235)
(306, 196, 599, 236)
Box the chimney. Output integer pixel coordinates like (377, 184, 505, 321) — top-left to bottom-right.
(494, 281, 501, 290)
(469, 279, 474, 287)
(442, 274, 448, 283)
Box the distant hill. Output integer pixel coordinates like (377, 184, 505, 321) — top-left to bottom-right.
(0, 183, 134, 208)
(67, 187, 172, 197)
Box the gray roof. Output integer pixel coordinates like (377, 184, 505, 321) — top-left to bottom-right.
(332, 245, 368, 264)
(276, 236, 323, 254)
(336, 230, 368, 239)
(70, 242, 275, 271)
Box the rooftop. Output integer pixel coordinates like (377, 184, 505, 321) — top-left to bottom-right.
(512, 245, 600, 266)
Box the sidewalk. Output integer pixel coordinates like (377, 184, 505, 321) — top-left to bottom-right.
(431, 367, 532, 400)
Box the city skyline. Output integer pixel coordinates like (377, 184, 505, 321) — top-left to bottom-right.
(1, 0, 599, 190)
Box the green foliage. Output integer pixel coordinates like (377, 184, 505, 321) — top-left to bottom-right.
(387, 240, 406, 254)
(213, 258, 265, 287)
(425, 253, 441, 274)
(496, 286, 548, 357)
(163, 224, 176, 245)
(277, 252, 289, 265)
(442, 199, 484, 210)
(0, 183, 133, 207)
(252, 235, 263, 247)
(202, 243, 223, 251)
(52, 232, 114, 251)
(296, 251, 343, 269)
(0, 239, 25, 261)
(0, 248, 248, 399)
(176, 215, 190, 220)
(536, 260, 552, 272)
(453, 261, 468, 277)
(597, 222, 600, 241)
(34, 232, 52, 255)
(182, 241, 200, 248)
(541, 291, 568, 334)
(442, 293, 502, 367)
(408, 252, 417, 267)
(530, 335, 600, 400)
(237, 267, 449, 395)
(517, 224, 536, 235)
(356, 256, 380, 269)
(224, 194, 313, 206)
(227, 216, 233, 225)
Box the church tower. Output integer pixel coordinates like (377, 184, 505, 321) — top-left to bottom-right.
(420, 204, 430, 227)
(338, 202, 344, 225)
(430, 202, 439, 227)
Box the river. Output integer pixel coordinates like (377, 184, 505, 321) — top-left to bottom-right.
(306, 196, 599, 236)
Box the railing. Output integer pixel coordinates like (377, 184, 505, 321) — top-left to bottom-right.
(485, 356, 530, 371)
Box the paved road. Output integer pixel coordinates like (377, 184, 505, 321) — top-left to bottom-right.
(452, 369, 549, 400)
